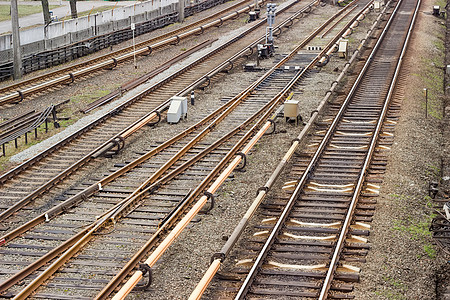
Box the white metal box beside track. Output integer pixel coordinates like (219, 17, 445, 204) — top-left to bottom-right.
(167, 96, 188, 124)
(338, 39, 348, 59)
(284, 100, 299, 118)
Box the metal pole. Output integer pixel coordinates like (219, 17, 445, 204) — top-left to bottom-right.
(11, 0, 22, 80)
(424, 88, 428, 118)
(131, 23, 137, 69)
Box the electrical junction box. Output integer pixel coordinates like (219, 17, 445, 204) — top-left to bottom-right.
(284, 100, 301, 125)
(284, 100, 299, 118)
(338, 39, 348, 59)
(374, 0, 382, 9)
(433, 5, 440, 15)
(167, 96, 188, 124)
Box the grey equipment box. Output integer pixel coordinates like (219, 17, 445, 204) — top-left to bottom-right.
(167, 96, 188, 124)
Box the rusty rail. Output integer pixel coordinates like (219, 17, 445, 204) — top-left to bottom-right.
(188, 1, 390, 297)
(0, 0, 264, 106)
(108, 7, 360, 299)
(0, 0, 318, 223)
(0, 3, 323, 297)
(230, 0, 420, 297)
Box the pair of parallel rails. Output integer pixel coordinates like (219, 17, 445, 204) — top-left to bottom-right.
(202, 0, 419, 298)
(0, 0, 319, 228)
(0, 0, 246, 82)
(0, 0, 260, 106)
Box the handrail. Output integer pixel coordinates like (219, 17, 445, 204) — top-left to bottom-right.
(0, 105, 55, 146)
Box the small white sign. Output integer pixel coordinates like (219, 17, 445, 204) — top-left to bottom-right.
(131, 23, 135, 30)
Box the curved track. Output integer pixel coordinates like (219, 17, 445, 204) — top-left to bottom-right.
(0, 0, 259, 106)
(0, 7, 345, 296)
(0, 0, 321, 232)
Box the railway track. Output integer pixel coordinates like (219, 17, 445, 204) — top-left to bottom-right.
(193, 0, 420, 298)
(0, 0, 323, 233)
(0, 5, 359, 298)
(0, 0, 260, 107)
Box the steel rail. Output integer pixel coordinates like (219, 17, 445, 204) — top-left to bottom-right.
(80, 39, 216, 113)
(188, 1, 385, 297)
(320, 4, 357, 38)
(176, 0, 321, 97)
(233, 0, 402, 297)
(318, 0, 420, 297)
(318, 2, 372, 65)
(110, 78, 289, 300)
(0, 0, 318, 224)
(0, 7, 266, 221)
(108, 6, 360, 298)
(0, 0, 264, 106)
(0, 0, 255, 94)
(0, 47, 267, 245)
(10, 47, 301, 300)
(0, 88, 265, 294)
(2, 3, 322, 291)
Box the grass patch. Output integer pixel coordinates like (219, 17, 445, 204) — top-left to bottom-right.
(59, 6, 117, 21)
(70, 88, 112, 105)
(393, 197, 437, 259)
(374, 290, 407, 300)
(374, 275, 407, 300)
(419, 31, 445, 119)
(424, 243, 437, 258)
(435, 0, 446, 8)
(394, 219, 431, 240)
(0, 4, 60, 22)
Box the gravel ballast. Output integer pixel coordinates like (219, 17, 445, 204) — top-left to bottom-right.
(0, 0, 448, 298)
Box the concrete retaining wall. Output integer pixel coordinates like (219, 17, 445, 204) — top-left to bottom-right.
(0, 0, 190, 60)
